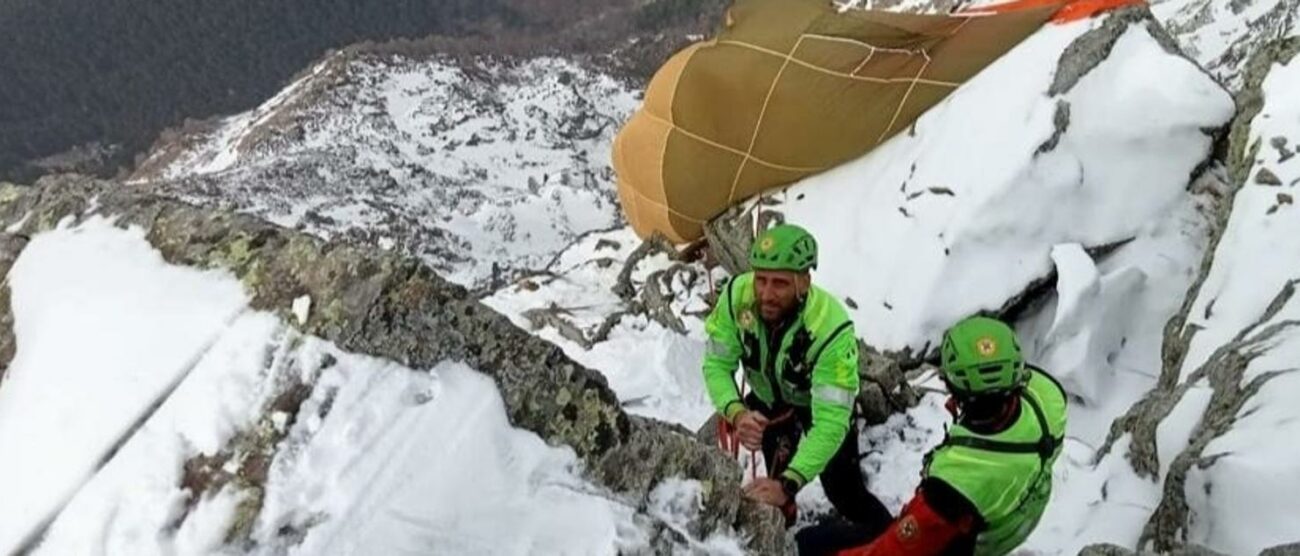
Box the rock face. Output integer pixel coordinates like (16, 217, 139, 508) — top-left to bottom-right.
(1151, 0, 1299, 88)
(0, 175, 788, 554)
(1091, 36, 1300, 556)
(1227, 37, 1300, 186)
(1079, 543, 1229, 556)
(1081, 541, 1300, 556)
(0, 233, 27, 383)
(1262, 543, 1300, 556)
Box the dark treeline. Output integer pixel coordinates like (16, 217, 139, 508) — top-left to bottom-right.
(0, 0, 520, 181)
(0, 0, 726, 183)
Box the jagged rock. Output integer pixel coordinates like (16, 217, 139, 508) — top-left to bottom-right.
(1050, 7, 1185, 97)
(1078, 543, 1229, 556)
(703, 202, 755, 277)
(858, 345, 918, 425)
(1270, 136, 1295, 162)
(1080, 544, 1139, 556)
(0, 233, 28, 382)
(1261, 542, 1300, 556)
(0, 175, 787, 553)
(1227, 38, 1300, 187)
(1102, 39, 1300, 543)
(1157, 0, 1300, 89)
(1256, 167, 1284, 185)
(1092, 45, 1300, 546)
(1035, 101, 1072, 155)
(1174, 547, 1231, 556)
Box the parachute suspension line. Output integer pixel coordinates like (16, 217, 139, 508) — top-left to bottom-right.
(705, 248, 716, 305)
(739, 370, 762, 481)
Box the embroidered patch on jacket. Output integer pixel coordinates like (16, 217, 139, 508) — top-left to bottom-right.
(738, 310, 755, 329)
(898, 515, 920, 541)
(975, 336, 998, 357)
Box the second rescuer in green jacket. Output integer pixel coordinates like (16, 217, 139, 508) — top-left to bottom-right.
(703, 224, 890, 526)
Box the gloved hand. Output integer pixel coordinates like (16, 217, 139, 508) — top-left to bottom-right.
(742, 477, 789, 507)
(734, 409, 769, 451)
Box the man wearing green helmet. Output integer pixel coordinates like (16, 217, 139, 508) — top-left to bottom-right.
(797, 316, 1068, 556)
(702, 223, 888, 527)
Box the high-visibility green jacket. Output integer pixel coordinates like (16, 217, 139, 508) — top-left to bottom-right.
(702, 272, 860, 487)
(925, 367, 1068, 555)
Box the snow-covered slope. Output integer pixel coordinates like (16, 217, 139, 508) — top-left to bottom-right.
(0, 218, 737, 555)
(13, 1, 1300, 554)
(1151, 0, 1298, 87)
(1069, 46, 1300, 555)
(773, 17, 1231, 354)
(485, 10, 1253, 554)
(132, 54, 639, 288)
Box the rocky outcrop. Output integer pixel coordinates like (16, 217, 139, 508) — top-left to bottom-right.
(0, 175, 788, 554)
(1153, 0, 1299, 89)
(1226, 37, 1300, 186)
(1081, 541, 1300, 556)
(1079, 543, 1228, 556)
(0, 229, 28, 384)
(1262, 543, 1300, 556)
(1049, 7, 1187, 97)
(1094, 37, 1300, 554)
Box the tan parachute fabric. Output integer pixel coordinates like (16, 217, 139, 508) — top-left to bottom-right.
(613, 0, 1065, 242)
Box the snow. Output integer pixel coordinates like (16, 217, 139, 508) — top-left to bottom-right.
(1162, 55, 1300, 555)
(1150, 0, 1299, 86)
(644, 479, 746, 555)
(157, 58, 335, 177)
(32, 311, 287, 556)
(143, 56, 640, 289)
(1181, 55, 1300, 377)
(0, 218, 250, 554)
(774, 21, 1233, 353)
(7, 4, 1295, 554)
(1026, 54, 1300, 556)
(1026, 436, 1157, 551)
(0, 219, 729, 554)
(291, 295, 311, 326)
(856, 391, 951, 513)
(487, 16, 1238, 555)
(255, 359, 640, 555)
(485, 228, 718, 429)
(1190, 369, 1300, 553)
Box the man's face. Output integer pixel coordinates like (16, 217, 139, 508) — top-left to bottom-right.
(753, 269, 810, 323)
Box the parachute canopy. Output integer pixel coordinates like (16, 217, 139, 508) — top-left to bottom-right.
(613, 0, 1123, 242)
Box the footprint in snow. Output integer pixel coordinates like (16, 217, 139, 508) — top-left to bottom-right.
(403, 372, 440, 406)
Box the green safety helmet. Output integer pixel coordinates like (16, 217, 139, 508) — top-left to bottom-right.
(749, 224, 818, 272)
(940, 316, 1028, 396)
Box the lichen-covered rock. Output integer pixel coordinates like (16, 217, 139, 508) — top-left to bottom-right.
(1080, 544, 1141, 556)
(858, 344, 918, 425)
(0, 174, 789, 553)
(703, 202, 755, 277)
(0, 233, 29, 382)
(1261, 542, 1300, 556)
(1050, 6, 1187, 97)
(596, 417, 788, 554)
(1227, 38, 1300, 187)
(1078, 543, 1229, 556)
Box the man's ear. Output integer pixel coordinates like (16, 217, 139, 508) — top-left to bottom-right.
(797, 272, 812, 296)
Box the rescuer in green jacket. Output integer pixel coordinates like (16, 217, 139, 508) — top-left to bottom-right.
(703, 224, 890, 527)
(797, 316, 1069, 556)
